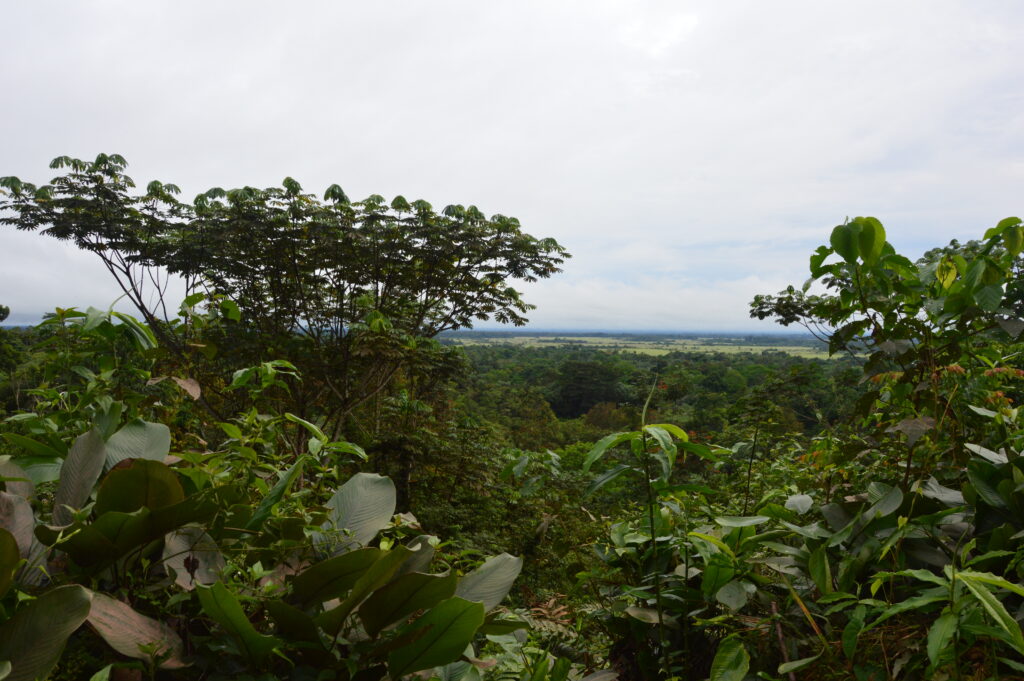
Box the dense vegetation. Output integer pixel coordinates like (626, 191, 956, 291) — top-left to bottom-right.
(1, 157, 1023, 680)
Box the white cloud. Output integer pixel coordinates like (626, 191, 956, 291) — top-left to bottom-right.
(1, 1, 1022, 330)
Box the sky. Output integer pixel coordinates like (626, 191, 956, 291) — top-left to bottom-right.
(2, 1, 1022, 331)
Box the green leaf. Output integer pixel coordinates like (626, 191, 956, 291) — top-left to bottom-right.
(359, 571, 458, 636)
(0, 585, 92, 681)
(0, 530, 19, 598)
(582, 432, 633, 473)
(584, 464, 636, 497)
(111, 312, 157, 350)
(387, 597, 485, 678)
(95, 459, 184, 514)
(714, 515, 769, 527)
(0, 491, 35, 557)
(709, 635, 749, 681)
(830, 224, 859, 264)
(245, 456, 307, 531)
(974, 285, 1004, 312)
(319, 473, 396, 554)
(856, 217, 886, 265)
(197, 582, 280, 662)
(927, 611, 958, 667)
(454, 553, 523, 611)
(290, 547, 382, 608)
(397, 535, 437, 576)
(87, 592, 188, 669)
(865, 483, 903, 519)
(958, 574, 1024, 654)
(715, 580, 748, 611)
(843, 605, 865, 659)
(53, 429, 106, 525)
(645, 423, 689, 441)
(104, 419, 171, 470)
(778, 651, 822, 674)
(956, 569, 1024, 599)
(0, 433, 64, 461)
(284, 413, 327, 442)
(808, 545, 833, 595)
(317, 547, 412, 634)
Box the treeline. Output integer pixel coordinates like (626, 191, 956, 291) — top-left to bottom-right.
(460, 344, 862, 450)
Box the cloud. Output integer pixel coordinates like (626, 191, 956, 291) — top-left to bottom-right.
(1, 1, 1022, 330)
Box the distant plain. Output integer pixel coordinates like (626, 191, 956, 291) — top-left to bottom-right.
(440, 332, 831, 359)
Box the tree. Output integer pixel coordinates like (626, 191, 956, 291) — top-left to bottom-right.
(1, 154, 569, 433)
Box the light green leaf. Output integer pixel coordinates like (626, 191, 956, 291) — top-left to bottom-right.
(455, 553, 522, 612)
(778, 651, 821, 674)
(856, 217, 886, 265)
(319, 473, 396, 554)
(709, 635, 749, 681)
(715, 580, 748, 611)
(927, 611, 958, 666)
(104, 420, 171, 470)
(53, 429, 106, 525)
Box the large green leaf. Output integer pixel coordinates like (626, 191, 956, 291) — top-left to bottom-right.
(0, 530, 18, 598)
(0, 492, 35, 556)
(387, 597, 485, 678)
(830, 224, 859, 264)
(290, 547, 381, 608)
(865, 482, 903, 519)
(319, 473, 396, 554)
(709, 635, 750, 681)
(95, 459, 184, 514)
(397, 535, 437, 576)
(53, 429, 106, 525)
(104, 419, 171, 470)
(454, 553, 522, 611)
(0, 460, 33, 499)
(87, 592, 188, 669)
(0, 585, 92, 681)
(360, 571, 458, 636)
(197, 582, 280, 662)
(855, 216, 886, 265)
(317, 547, 411, 634)
(808, 545, 833, 595)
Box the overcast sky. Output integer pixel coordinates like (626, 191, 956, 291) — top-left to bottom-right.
(2, 2, 1022, 330)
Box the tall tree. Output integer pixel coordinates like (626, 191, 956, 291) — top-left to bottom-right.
(1, 154, 569, 433)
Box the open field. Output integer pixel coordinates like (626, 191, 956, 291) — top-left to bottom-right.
(440, 332, 831, 359)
